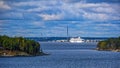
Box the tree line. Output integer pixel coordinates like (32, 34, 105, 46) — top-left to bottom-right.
(0, 35, 40, 55)
(97, 37, 120, 50)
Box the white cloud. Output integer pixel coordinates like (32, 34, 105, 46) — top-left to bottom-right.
(61, 2, 120, 21)
(98, 23, 116, 27)
(83, 12, 120, 21)
(83, 13, 109, 21)
(98, 23, 120, 29)
(0, 1, 11, 9)
(74, 3, 109, 8)
(92, 7, 116, 13)
(32, 21, 46, 28)
(27, 7, 46, 12)
(6, 1, 120, 21)
(39, 13, 64, 20)
(13, 1, 59, 7)
(93, 23, 120, 31)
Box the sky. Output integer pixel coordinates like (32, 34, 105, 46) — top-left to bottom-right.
(0, 0, 120, 37)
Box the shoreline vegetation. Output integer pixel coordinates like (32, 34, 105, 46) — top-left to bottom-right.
(0, 35, 47, 57)
(97, 37, 120, 52)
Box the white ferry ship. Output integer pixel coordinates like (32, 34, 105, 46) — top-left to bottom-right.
(69, 37, 84, 43)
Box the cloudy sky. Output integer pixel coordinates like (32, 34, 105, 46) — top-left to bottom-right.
(0, 0, 120, 37)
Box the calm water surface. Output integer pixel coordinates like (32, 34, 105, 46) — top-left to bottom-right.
(0, 42, 120, 68)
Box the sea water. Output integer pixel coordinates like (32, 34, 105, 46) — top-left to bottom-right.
(0, 42, 120, 68)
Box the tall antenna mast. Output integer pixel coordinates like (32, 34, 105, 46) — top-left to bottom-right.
(67, 25, 69, 42)
(67, 25, 68, 37)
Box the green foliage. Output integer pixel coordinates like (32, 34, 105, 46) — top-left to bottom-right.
(97, 41, 108, 49)
(0, 35, 40, 55)
(97, 37, 120, 50)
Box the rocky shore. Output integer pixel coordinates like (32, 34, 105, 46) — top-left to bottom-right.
(96, 48, 120, 52)
(0, 50, 48, 57)
(0, 50, 29, 57)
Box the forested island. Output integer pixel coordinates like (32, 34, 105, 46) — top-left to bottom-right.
(97, 37, 120, 52)
(0, 35, 44, 57)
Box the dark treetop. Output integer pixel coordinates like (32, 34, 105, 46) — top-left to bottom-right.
(97, 37, 120, 51)
(0, 35, 41, 56)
